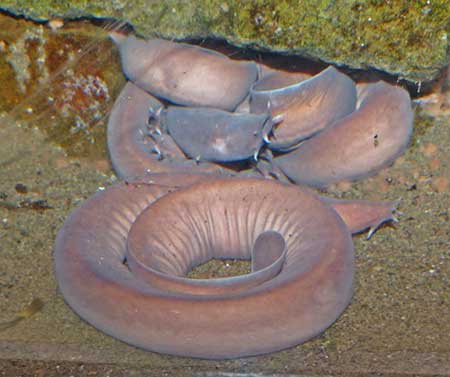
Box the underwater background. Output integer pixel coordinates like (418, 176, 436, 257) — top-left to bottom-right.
(0, 1, 448, 375)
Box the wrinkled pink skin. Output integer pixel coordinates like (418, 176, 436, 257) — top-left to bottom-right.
(162, 106, 271, 162)
(274, 82, 413, 188)
(54, 173, 398, 359)
(250, 66, 357, 150)
(110, 35, 413, 188)
(107, 82, 233, 179)
(56, 36, 412, 359)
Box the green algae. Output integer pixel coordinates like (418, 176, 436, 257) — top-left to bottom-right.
(0, 0, 448, 82)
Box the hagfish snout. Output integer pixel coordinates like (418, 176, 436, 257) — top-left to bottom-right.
(161, 106, 272, 162)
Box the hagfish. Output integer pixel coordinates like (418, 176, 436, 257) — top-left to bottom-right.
(111, 33, 258, 111)
(250, 66, 357, 151)
(54, 34, 413, 359)
(274, 82, 413, 187)
(54, 173, 397, 359)
(107, 82, 230, 179)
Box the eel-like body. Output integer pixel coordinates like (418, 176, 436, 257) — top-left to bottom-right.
(111, 33, 258, 111)
(55, 34, 412, 359)
(250, 66, 357, 150)
(162, 106, 271, 162)
(54, 173, 396, 359)
(274, 82, 413, 187)
(107, 82, 233, 179)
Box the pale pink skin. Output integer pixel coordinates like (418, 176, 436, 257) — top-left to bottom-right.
(111, 34, 258, 111)
(107, 82, 232, 179)
(322, 196, 400, 237)
(58, 37, 412, 359)
(54, 173, 399, 359)
(250, 66, 357, 150)
(162, 106, 271, 162)
(111, 35, 413, 188)
(274, 81, 413, 188)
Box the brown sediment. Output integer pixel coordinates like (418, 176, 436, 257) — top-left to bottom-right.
(0, 298, 44, 332)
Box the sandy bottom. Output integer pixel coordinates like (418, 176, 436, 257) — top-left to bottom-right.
(0, 22, 448, 377)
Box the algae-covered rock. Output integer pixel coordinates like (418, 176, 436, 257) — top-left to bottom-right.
(0, 0, 448, 83)
(0, 1, 447, 159)
(0, 13, 124, 158)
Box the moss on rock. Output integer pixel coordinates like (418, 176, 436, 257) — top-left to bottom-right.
(0, 0, 448, 83)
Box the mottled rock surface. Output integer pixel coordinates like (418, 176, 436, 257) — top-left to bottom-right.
(0, 13, 124, 158)
(0, 0, 449, 83)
